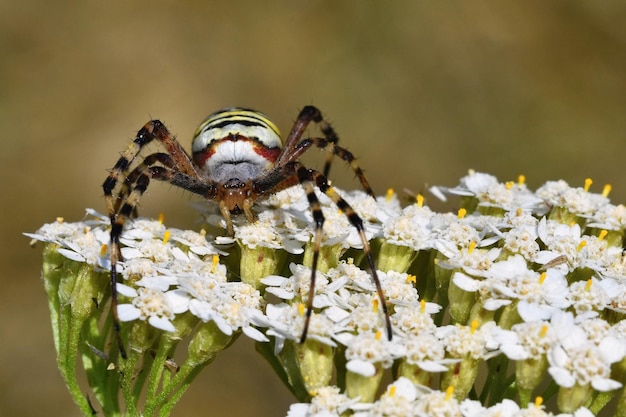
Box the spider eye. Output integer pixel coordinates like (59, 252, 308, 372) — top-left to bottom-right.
(223, 178, 245, 189)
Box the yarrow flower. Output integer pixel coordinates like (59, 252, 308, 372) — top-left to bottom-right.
(29, 173, 626, 417)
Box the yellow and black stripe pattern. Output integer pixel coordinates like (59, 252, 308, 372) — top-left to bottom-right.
(192, 108, 282, 151)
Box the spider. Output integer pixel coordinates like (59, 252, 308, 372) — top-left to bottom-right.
(103, 106, 392, 358)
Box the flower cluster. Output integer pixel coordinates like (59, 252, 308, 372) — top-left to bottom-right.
(28, 171, 626, 416)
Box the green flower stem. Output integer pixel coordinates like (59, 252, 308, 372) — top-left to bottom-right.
(476, 206, 506, 217)
(144, 335, 187, 410)
(448, 278, 476, 325)
(144, 313, 199, 404)
(156, 365, 206, 417)
(143, 321, 237, 416)
(376, 242, 416, 273)
(433, 252, 452, 325)
(548, 206, 586, 227)
(256, 339, 310, 401)
(273, 339, 314, 402)
(515, 355, 548, 406)
(239, 244, 286, 289)
(468, 301, 496, 328)
(557, 383, 593, 413)
(62, 301, 95, 416)
(293, 338, 334, 395)
(588, 390, 616, 415)
(303, 242, 344, 273)
(497, 301, 522, 330)
(43, 246, 108, 417)
(397, 360, 434, 386)
(615, 385, 626, 417)
(120, 350, 142, 417)
(41, 244, 64, 353)
(460, 196, 479, 214)
(144, 333, 175, 404)
(409, 250, 437, 301)
(441, 356, 480, 401)
(81, 312, 120, 415)
(587, 227, 623, 248)
(481, 354, 514, 406)
(566, 267, 595, 285)
(345, 364, 384, 403)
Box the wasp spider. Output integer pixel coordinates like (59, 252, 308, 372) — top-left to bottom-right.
(103, 106, 391, 357)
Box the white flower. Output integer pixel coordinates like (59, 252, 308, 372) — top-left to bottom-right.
(487, 255, 570, 319)
(168, 228, 221, 256)
(567, 277, 611, 315)
(437, 221, 482, 252)
(338, 293, 386, 337)
(503, 224, 540, 261)
(176, 275, 267, 341)
(265, 184, 309, 210)
(265, 303, 337, 350)
(460, 398, 522, 417)
(536, 180, 609, 216)
(441, 170, 542, 212)
(537, 218, 584, 271)
(345, 332, 399, 376)
(547, 311, 624, 391)
(587, 203, 626, 231)
(327, 260, 375, 294)
(412, 387, 462, 417)
(579, 317, 610, 346)
(379, 270, 419, 305)
(262, 263, 330, 307)
(26, 212, 111, 268)
(382, 204, 433, 250)
(446, 171, 500, 198)
(118, 287, 177, 332)
(286, 385, 359, 417)
(496, 320, 556, 361)
(438, 245, 501, 278)
(548, 340, 623, 391)
(367, 377, 418, 416)
(236, 213, 296, 252)
(343, 190, 382, 223)
(390, 304, 439, 337)
(399, 332, 451, 372)
(437, 322, 500, 360)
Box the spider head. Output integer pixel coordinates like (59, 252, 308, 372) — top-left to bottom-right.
(221, 178, 249, 214)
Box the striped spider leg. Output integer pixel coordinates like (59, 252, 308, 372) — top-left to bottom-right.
(102, 106, 391, 357)
(254, 159, 392, 343)
(102, 120, 209, 359)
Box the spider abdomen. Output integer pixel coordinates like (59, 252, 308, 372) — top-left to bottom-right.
(192, 108, 283, 185)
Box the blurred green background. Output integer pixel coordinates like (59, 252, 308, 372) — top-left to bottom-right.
(3, 1, 626, 416)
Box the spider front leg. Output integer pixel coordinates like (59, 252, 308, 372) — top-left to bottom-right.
(104, 154, 167, 360)
(105, 161, 218, 358)
(110, 153, 176, 214)
(103, 120, 197, 219)
(278, 106, 340, 178)
(287, 135, 375, 198)
(103, 138, 211, 359)
(294, 165, 392, 343)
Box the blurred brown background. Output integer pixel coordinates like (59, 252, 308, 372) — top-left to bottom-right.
(3, 1, 626, 416)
